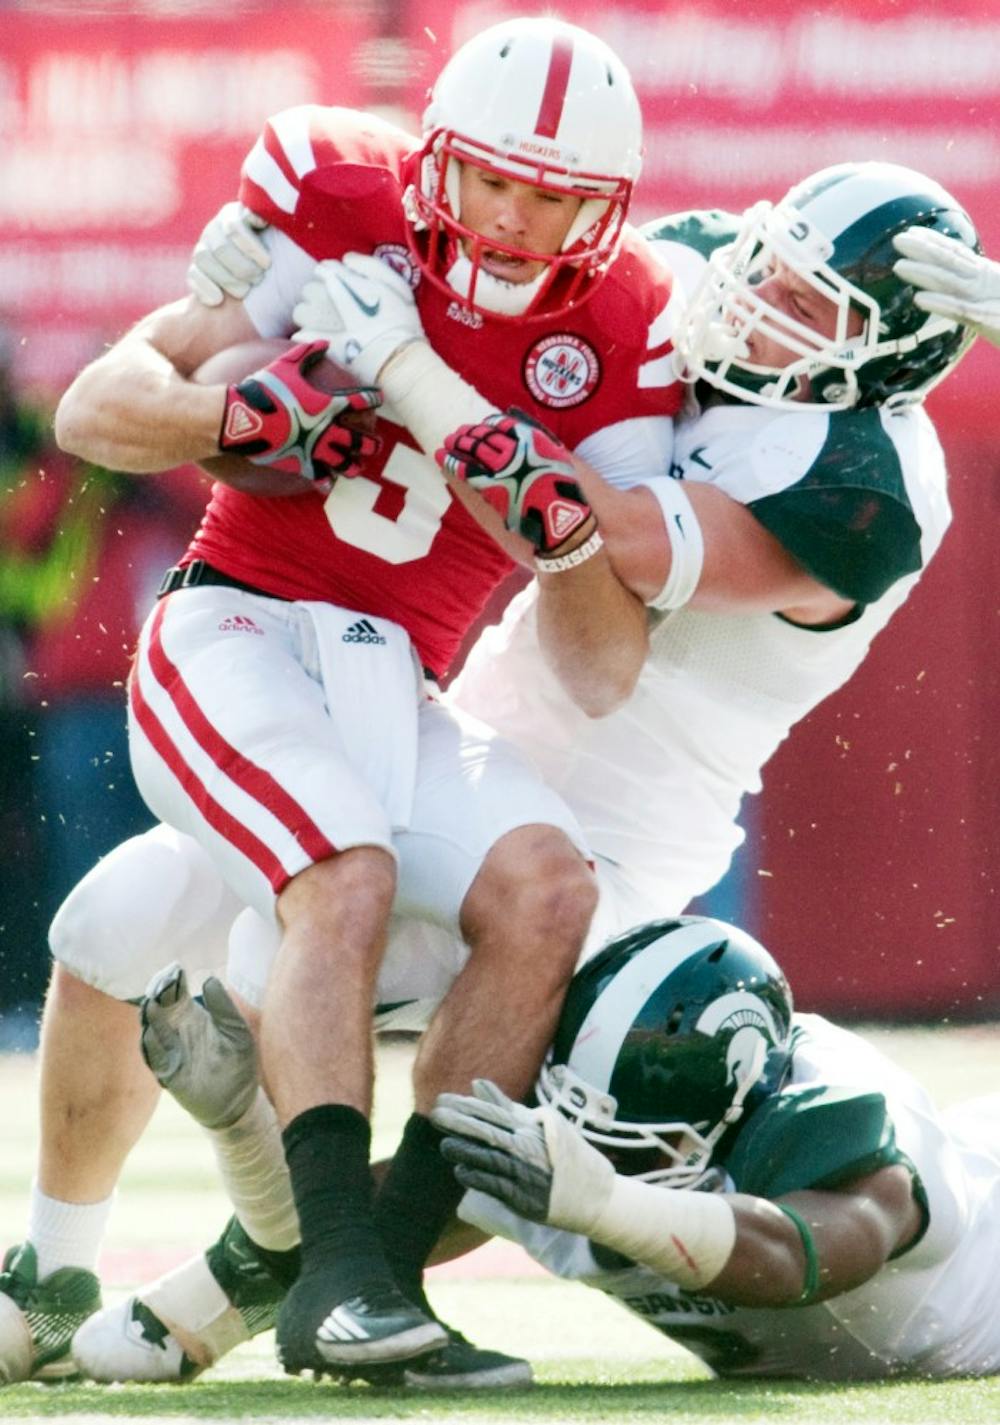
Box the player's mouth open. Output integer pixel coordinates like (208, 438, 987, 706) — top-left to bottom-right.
(481, 249, 532, 280)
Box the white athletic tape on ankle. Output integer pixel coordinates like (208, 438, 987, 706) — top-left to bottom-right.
(140, 1255, 249, 1367)
(587, 1175, 736, 1290)
(646, 478, 704, 611)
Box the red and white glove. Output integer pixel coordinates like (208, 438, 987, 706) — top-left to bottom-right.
(219, 339, 381, 482)
(437, 408, 592, 554)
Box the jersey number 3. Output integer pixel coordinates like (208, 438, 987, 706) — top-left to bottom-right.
(323, 444, 451, 564)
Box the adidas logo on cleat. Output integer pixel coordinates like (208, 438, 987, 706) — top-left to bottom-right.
(341, 618, 386, 646)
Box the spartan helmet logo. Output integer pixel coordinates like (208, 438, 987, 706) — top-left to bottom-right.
(695, 990, 782, 1103)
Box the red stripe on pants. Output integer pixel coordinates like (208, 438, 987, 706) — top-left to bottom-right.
(132, 599, 339, 888)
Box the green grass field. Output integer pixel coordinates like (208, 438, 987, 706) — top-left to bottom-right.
(4, 1026, 1000, 1423)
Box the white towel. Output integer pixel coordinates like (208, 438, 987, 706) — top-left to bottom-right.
(303, 601, 423, 832)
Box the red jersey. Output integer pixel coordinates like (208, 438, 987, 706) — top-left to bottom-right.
(186, 105, 682, 677)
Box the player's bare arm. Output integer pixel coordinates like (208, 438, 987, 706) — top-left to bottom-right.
(433, 1081, 924, 1309)
(574, 467, 856, 627)
(712, 1163, 924, 1306)
(54, 295, 256, 472)
(535, 541, 649, 717)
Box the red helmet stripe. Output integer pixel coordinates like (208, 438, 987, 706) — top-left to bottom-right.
(534, 34, 574, 139)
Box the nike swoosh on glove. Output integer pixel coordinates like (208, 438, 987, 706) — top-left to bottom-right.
(292, 253, 426, 385)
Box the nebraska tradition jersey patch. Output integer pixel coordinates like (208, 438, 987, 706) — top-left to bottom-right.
(523, 334, 601, 409)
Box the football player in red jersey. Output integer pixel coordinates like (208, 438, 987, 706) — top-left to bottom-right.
(45, 17, 679, 1383)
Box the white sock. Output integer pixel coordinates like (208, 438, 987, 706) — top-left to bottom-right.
(27, 1182, 115, 1278)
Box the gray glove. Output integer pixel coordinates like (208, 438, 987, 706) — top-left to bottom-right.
(140, 963, 258, 1130)
(187, 201, 271, 306)
(432, 1078, 616, 1234)
(893, 227, 1000, 350)
(433, 1079, 555, 1221)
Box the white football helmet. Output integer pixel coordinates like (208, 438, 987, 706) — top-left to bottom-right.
(405, 17, 642, 320)
(674, 161, 979, 411)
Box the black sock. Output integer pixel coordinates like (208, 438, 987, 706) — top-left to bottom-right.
(251, 1242, 301, 1290)
(374, 1112, 465, 1314)
(282, 1103, 392, 1299)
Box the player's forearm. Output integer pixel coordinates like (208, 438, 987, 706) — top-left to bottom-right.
(578, 1175, 809, 1305)
(572, 472, 674, 603)
(378, 340, 496, 463)
(55, 336, 224, 473)
(684, 1175, 913, 1308)
(536, 548, 649, 716)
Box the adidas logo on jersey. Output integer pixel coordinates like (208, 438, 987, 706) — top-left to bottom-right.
(218, 614, 263, 635)
(446, 300, 483, 331)
(342, 618, 387, 646)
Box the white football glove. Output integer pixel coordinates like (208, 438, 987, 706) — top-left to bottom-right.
(431, 1078, 616, 1236)
(187, 201, 271, 307)
(292, 252, 425, 385)
(893, 227, 1000, 350)
(140, 963, 258, 1130)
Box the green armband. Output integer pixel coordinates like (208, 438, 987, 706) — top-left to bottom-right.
(776, 1204, 821, 1304)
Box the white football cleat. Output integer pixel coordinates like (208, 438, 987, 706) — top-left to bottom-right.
(72, 1216, 285, 1382)
(73, 1296, 195, 1383)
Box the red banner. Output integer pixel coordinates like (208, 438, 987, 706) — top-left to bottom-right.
(1, 8, 374, 391)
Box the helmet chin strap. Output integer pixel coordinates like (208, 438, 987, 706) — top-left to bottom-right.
(445, 250, 548, 316)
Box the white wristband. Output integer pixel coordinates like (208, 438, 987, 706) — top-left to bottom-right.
(535, 529, 605, 574)
(587, 1175, 736, 1290)
(646, 477, 704, 611)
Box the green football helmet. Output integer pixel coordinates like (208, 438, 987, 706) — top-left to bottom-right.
(536, 916, 793, 1188)
(674, 160, 980, 411)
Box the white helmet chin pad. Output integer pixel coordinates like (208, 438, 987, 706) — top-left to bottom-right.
(445, 251, 547, 316)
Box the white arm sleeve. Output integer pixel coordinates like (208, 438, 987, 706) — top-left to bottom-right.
(644, 476, 705, 610)
(377, 340, 499, 457)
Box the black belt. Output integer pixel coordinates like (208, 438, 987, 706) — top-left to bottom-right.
(157, 559, 288, 601)
(157, 559, 439, 682)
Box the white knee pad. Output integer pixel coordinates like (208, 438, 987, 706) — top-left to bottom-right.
(50, 825, 243, 1001)
(225, 906, 281, 1012)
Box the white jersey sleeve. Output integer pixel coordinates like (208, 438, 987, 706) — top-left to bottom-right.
(575, 415, 674, 489)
